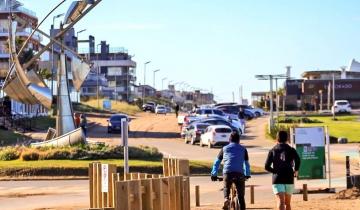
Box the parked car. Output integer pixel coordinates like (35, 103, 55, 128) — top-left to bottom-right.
(216, 105, 255, 120)
(193, 117, 244, 135)
(107, 114, 130, 133)
(194, 108, 230, 120)
(332, 100, 352, 114)
(184, 123, 211, 145)
(142, 101, 156, 112)
(180, 116, 201, 138)
(200, 125, 232, 148)
(213, 102, 237, 107)
(155, 105, 167, 114)
(238, 105, 264, 117)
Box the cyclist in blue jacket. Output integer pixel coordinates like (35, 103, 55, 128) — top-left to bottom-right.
(211, 131, 251, 210)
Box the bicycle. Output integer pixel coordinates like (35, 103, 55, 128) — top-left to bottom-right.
(214, 176, 250, 210)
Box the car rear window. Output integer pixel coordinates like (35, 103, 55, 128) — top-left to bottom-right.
(215, 128, 232, 133)
(197, 124, 209, 129)
(111, 116, 126, 121)
(204, 110, 212, 114)
(337, 102, 348, 105)
(213, 110, 224, 115)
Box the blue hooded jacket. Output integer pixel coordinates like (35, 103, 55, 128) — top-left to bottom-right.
(211, 143, 251, 176)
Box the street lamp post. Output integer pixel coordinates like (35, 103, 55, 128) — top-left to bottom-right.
(51, 13, 64, 97)
(75, 29, 86, 102)
(153, 69, 160, 89)
(255, 74, 288, 131)
(76, 29, 87, 49)
(143, 61, 151, 104)
(161, 77, 167, 90)
(168, 80, 173, 86)
(96, 43, 101, 108)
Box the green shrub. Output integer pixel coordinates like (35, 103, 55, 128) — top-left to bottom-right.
(21, 150, 40, 161)
(0, 147, 20, 160)
(278, 117, 323, 124)
(268, 124, 292, 140)
(41, 149, 71, 160)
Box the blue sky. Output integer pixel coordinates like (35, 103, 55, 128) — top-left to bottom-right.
(23, 0, 360, 102)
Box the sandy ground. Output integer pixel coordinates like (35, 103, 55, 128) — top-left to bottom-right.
(2, 112, 360, 210)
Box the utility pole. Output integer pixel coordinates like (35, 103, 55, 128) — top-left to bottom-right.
(269, 76, 274, 129)
(161, 77, 167, 90)
(332, 74, 335, 120)
(327, 81, 331, 110)
(319, 90, 323, 112)
(275, 78, 279, 122)
(239, 85, 243, 104)
(232, 91, 235, 102)
(96, 43, 101, 108)
(143, 61, 151, 104)
(153, 69, 160, 89)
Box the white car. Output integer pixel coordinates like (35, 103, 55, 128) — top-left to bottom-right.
(200, 125, 232, 148)
(155, 105, 167, 114)
(332, 100, 351, 114)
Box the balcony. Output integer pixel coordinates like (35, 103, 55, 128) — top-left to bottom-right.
(0, 28, 42, 42)
(0, 6, 37, 19)
(107, 74, 136, 81)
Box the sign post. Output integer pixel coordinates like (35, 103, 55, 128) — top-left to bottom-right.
(103, 99, 111, 110)
(294, 127, 327, 180)
(101, 164, 109, 193)
(121, 118, 129, 174)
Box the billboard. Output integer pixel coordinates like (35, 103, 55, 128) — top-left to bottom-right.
(295, 127, 326, 180)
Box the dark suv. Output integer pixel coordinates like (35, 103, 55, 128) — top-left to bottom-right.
(107, 114, 129, 133)
(142, 102, 156, 112)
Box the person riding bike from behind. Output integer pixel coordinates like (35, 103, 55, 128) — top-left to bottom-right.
(211, 131, 251, 210)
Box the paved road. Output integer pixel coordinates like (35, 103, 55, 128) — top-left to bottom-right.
(1, 112, 359, 209)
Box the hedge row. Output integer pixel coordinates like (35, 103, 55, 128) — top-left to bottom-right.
(0, 144, 163, 161)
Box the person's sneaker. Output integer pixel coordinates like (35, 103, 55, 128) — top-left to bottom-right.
(222, 199, 230, 210)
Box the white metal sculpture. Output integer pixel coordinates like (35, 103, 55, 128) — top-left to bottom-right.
(2, 0, 102, 147)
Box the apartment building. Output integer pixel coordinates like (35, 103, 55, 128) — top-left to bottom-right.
(80, 41, 137, 102)
(0, 0, 48, 116)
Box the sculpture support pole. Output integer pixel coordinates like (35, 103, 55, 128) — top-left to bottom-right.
(56, 52, 75, 136)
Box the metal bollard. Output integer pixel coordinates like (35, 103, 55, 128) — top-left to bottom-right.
(250, 185, 254, 204)
(303, 184, 308, 201)
(195, 185, 200, 207)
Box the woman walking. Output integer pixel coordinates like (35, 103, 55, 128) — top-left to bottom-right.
(265, 130, 300, 210)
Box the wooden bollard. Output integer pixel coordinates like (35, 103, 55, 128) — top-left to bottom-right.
(195, 185, 200, 207)
(303, 184, 308, 201)
(250, 185, 254, 204)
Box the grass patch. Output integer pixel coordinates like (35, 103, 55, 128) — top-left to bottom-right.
(0, 159, 266, 177)
(278, 115, 360, 142)
(80, 99, 141, 116)
(0, 159, 162, 169)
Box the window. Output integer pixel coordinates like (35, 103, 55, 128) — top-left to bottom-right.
(197, 124, 209, 130)
(215, 128, 232, 133)
(204, 109, 212, 114)
(213, 110, 224, 116)
(110, 115, 127, 121)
